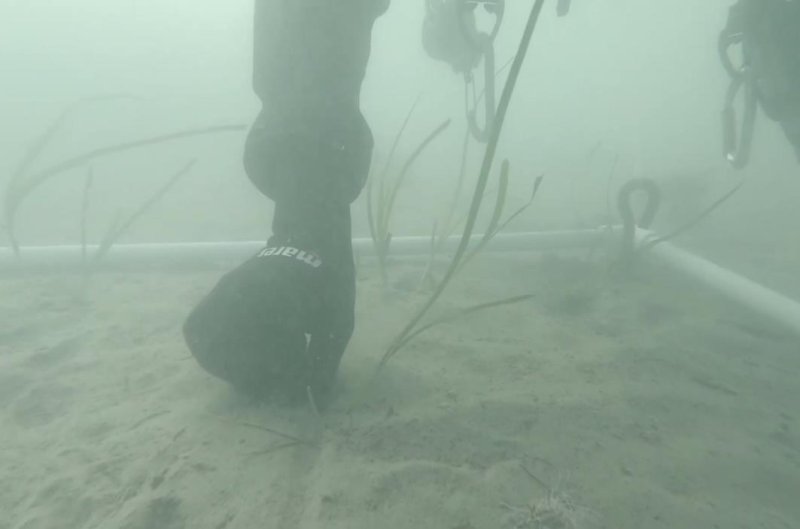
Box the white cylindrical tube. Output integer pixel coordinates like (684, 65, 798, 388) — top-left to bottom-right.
(638, 230, 800, 338)
(0, 228, 612, 271)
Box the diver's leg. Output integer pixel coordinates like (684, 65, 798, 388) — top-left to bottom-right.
(185, 1, 384, 403)
(246, 0, 383, 400)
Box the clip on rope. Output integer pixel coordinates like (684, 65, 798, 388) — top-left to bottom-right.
(457, 0, 505, 143)
(719, 29, 758, 169)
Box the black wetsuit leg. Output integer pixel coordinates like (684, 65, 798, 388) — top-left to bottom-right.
(187, 1, 388, 402)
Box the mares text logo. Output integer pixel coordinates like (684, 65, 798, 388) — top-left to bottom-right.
(257, 246, 323, 268)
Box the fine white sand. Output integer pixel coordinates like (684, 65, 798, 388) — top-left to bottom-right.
(1, 253, 798, 529)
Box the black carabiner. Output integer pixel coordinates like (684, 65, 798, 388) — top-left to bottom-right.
(464, 45, 496, 143)
(456, 0, 504, 142)
(718, 25, 758, 169)
(722, 71, 758, 169)
(718, 29, 746, 81)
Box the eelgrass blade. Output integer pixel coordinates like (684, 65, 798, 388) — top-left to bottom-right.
(419, 220, 440, 290)
(80, 166, 95, 265)
(493, 174, 544, 235)
(379, 96, 422, 183)
(94, 160, 196, 263)
(604, 154, 620, 225)
(380, 118, 451, 240)
(479, 160, 510, 245)
(366, 175, 379, 254)
(9, 95, 133, 189)
(374, 97, 422, 258)
(640, 180, 745, 251)
(5, 124, 245, 254)
(436, 128, 472, 254)
(4, 95, 136, 253)
(389, 294, 536, 354)
(379, 0, 548, 367)
(458, 160, 510, 270)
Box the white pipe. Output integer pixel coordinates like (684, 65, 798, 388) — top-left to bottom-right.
(0, 228, 612, 271)
(3, 227, 799, 339)
(636, 230, 800, 338)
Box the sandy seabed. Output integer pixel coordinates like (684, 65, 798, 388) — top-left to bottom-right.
(1, 253, 798, 529)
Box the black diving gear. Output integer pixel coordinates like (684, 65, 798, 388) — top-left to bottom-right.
(720, 0, 800, 165)
(184, 0, 388, 404)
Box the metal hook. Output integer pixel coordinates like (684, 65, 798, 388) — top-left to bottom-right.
(722, 72, 758, 169)
(456, 0, 503, 142)
(464, 44, 496, 142)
